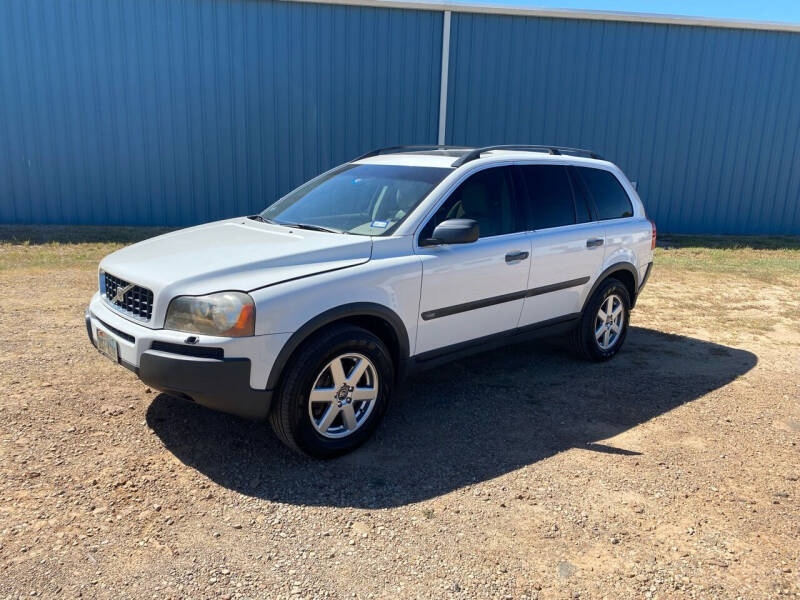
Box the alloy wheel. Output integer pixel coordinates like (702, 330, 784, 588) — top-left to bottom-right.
(307, 353, 379, 439)
(595, 293, 625, 351)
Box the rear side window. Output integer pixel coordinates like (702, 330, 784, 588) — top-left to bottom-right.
(519, 165, 575, 230)
(576, 167, 634, 220)
(567, 167, 594, 223)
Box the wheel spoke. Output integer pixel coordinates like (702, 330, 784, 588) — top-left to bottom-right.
(597, 308, 607, 321)
(612, 304, 623, 318)
(346, 358, 369, 385)
(309, 388, 335, 403)
(351, 387, 377, 402)
(595, 324, 605, 340)
(605, 297, 613, 315)
(341, 404, 357, 430)
(316, 404, 339, 432)
(328, 358, 346, 387)
(602, 329, 610, 348)
(610, 322, 621, 334)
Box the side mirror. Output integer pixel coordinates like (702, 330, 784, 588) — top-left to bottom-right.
(424, 219, 479, 245)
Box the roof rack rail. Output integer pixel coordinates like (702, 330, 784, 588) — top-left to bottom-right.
(353, 145, 473, 162)
(451, 145, 604, 167)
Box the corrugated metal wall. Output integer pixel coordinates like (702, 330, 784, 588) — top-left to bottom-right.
(0, 0, 441, 226)
(446, 13, 800, 234)
(1, 0, 798, 233)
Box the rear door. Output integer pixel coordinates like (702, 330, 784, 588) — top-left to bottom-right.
(414, 165, 531, 355)
(517, 163, 605, 327)
(573, 165, 648, 282)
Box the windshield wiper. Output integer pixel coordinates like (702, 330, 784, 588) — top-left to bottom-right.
(280, 222, 346, 234)
(248, 214, 277, 224)
(249, 215, 345, 234)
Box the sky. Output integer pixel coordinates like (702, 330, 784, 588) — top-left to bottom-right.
(435, 0, 800, 23)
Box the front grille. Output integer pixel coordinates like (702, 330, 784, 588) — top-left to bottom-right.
(103, 273, 154, 321)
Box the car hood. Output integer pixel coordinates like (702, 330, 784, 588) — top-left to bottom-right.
(99, 218, 373, 324)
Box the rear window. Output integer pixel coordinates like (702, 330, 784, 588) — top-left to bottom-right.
(576, 167, 634, 220)
(519, 165, 575, 230)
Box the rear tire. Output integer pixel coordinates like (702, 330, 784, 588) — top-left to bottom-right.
(570, 278, 631, 362)
(269, 324, 394, 458)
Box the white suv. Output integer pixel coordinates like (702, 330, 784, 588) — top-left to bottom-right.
(86, 145, 655, 457)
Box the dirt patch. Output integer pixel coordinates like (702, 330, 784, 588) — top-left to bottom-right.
(1, 230, 799, 599)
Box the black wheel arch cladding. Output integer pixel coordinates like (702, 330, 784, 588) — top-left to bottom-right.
(265, 302, 410, 391)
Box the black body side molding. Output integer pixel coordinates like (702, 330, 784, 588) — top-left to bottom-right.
(421, 276, 590, 321)
(421, 290, 527, 321)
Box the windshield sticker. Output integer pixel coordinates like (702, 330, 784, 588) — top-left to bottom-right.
(370, 220, 389, 229)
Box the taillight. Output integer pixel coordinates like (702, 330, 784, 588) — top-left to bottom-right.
(649, 219, 657, 250)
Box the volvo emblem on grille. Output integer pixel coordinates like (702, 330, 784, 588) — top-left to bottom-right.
(113, 283, 135, 304)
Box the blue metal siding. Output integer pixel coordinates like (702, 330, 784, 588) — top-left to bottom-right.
(445, 13, 800, 234)
(1, 1, 799, 234)
(0, 0, 442, 226)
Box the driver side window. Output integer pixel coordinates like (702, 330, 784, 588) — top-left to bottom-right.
(420, 166, 518, 241)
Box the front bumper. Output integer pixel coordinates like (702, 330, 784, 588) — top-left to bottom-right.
(85, 299, 282, 420)
(136, 350, 272, 419)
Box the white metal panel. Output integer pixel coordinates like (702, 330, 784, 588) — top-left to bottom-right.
(521, 222, 605, 325)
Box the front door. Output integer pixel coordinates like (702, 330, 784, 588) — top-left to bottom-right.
(414, 165, 531, 355)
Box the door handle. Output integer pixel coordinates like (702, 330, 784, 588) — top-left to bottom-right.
(586, 238, 604, 248)
(505, 250, 530, 263)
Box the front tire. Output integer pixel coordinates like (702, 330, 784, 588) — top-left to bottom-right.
(570, 278, 631, 361)
(269, 324, 394, 458)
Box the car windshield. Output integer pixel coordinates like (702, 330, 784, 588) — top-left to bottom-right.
(260, 163, 452, 236)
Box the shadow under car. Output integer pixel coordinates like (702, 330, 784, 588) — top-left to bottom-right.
(146, 326, 757, 509)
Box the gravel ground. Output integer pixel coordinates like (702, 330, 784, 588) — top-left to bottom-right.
(0, 231, 798, 599)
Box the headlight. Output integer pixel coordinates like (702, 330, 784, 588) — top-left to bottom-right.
(165, 291, 255, 337)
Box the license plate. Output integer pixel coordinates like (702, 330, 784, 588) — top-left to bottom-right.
(96, 329, 119, 363)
